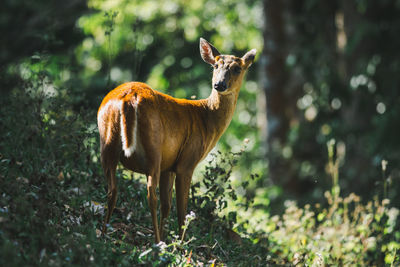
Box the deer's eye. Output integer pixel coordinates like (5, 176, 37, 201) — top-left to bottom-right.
(233, 66, 241, 74)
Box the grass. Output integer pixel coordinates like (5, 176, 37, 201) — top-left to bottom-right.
(0, 89, 399, 266)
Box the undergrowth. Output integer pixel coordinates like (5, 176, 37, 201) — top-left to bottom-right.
(0, 83, 399, 266)
(262, 140, 400, 266)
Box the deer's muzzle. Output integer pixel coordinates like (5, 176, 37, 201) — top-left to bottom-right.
(214, 80, 227, 91)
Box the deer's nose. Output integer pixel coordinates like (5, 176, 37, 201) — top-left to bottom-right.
(214, 81, 227, 92)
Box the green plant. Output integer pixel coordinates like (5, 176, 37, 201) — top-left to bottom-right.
(261, 140, 400, 266)
(190, 149, 255, 230)
(137, 211, 197, 265)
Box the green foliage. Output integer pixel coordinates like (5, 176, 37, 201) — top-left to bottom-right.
(260, 141, 400, 266)
(265, 193, 399, 265)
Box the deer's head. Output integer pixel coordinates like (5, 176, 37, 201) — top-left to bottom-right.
(200, 38, 256, 95)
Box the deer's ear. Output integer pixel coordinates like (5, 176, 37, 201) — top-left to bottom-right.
(242, 49, 257, 68)
(200, 38, 221, 65)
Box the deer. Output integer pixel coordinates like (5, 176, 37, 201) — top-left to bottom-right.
(97, 38, 256, 243)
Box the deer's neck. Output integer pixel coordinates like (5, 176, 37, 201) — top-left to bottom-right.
(205, 89, 239, 133)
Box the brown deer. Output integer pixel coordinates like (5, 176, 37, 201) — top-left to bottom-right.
(97, 38, 256, 243)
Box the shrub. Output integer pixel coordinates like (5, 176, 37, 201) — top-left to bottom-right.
(261, 140, 400, 266)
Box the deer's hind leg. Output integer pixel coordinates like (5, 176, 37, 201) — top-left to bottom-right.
(100, 138, 121, 234)
(98, 104, 122, 234)
(101, 143, 119, 233)
(146, 158, 162, 243)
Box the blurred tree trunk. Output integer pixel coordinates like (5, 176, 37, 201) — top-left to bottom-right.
(262, 0, 294, 190)
(262, 0, 337, 195)
(263, 0, 288, 146)
(339, 1, 385, 192)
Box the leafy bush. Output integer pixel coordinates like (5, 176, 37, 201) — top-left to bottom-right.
(265, 192, 399, 265)
(260, 141, 400, 266)
(0, 84, 108, 265)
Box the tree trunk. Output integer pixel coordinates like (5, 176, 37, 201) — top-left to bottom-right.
(262, 0, 298, 191)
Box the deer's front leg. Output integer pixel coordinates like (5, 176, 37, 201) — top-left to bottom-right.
(175, 169, 194, 238)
